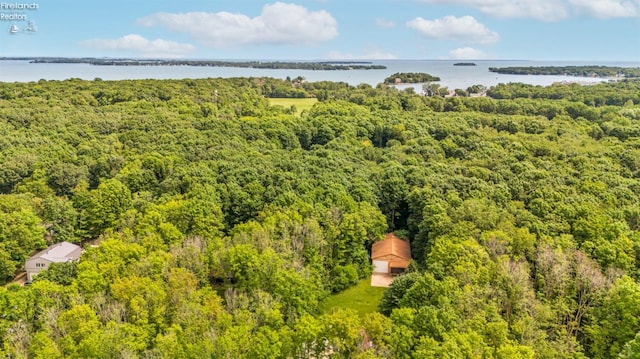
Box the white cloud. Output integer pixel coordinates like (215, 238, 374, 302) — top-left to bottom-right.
(328, 48, 398, 60)
(448, 47, 492, 59)
(568, 0, 639, 18)
(417, 0, 569, 21)
(407, 16, 499, 45)
(137, 2, 338, 47)
(81, 34, 195, 58)
(417, 0, 640, 20)
(375, 18, 396, 28)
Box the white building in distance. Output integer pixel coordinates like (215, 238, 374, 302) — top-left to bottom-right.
(25, 242, 82, 282)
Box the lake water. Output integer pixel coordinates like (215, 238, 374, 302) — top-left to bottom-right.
(1, 59, 639, 90)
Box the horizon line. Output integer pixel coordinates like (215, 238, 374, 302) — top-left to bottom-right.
(2, 56, 640, 63)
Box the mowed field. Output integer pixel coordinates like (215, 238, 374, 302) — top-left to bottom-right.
(319, 279, 387, 316)
(268, 98, 318, 116)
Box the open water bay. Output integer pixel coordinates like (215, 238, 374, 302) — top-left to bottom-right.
(2, 59, 639, 89)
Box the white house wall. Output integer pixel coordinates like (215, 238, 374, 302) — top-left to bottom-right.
(372, 260, 389, 273)
(25, 258, 52, 282)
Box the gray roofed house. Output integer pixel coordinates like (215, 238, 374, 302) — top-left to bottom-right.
(25, 241, 82, 282)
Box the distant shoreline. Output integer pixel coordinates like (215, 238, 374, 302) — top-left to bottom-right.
(489, 65, 640, 78)
(0, 57, 387, 71)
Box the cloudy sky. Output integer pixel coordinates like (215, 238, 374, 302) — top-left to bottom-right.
(2, 0, 640, 60)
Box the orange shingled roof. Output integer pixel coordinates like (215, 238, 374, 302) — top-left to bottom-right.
(371, 233, 411, 268)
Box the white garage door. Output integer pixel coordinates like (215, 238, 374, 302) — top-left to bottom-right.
(372, 260, 388, 273)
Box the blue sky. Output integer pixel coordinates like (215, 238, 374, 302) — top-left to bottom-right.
(2, 0, 640, 60)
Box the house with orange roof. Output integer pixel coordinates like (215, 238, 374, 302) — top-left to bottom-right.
(371, 233, 411, 275)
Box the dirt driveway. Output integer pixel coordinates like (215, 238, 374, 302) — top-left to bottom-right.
(4, 271, 27, 287)
(371, 273, 394, 287)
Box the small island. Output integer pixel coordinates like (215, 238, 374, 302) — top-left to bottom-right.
(4, 57, 388, 71)
(454, 62, 477, 66)
(384, 72, 440, 84)
(489, 65, 640, 78)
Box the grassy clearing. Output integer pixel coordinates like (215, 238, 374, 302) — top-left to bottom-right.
(319, 279, 387, 316)
(268, 98, 318, 116)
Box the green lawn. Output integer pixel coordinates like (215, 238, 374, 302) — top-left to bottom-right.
(319, 279, 387, 316)
(268, 98, 318, 116)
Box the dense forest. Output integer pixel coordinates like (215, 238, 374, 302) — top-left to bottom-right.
(489, 65, 640, 78)
(1, 76, 640, 358)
